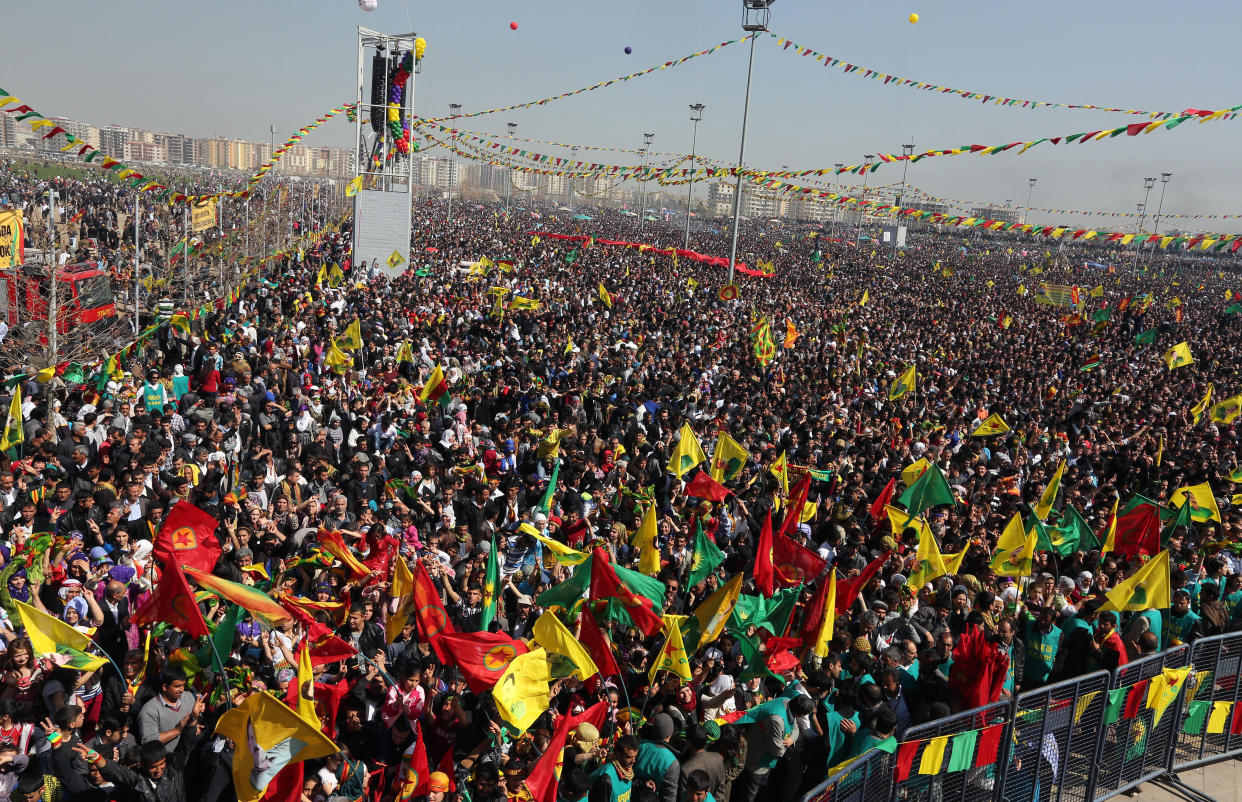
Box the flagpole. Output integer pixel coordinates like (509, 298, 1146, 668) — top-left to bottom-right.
(205, 634, 235, 710)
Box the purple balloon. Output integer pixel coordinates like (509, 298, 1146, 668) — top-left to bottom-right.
(624, 46, 632, 54)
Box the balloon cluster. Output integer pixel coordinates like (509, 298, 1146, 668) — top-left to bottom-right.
(385, 51, 417, 159)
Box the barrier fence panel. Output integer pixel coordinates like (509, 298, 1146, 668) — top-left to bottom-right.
(1092, 646, 1189, 801)
(801, 748, 895, 802)
(1002, 670, 1110, 802)
(893, 700, 1014, 802)
(1172, 632, 1242, 772)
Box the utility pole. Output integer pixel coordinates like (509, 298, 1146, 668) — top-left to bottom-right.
(505, 122, 517, 213)
(684, 104, 705, 249)
(46, 189, 58, 369)
(856, 155, 875, 244)
(568, 146, 578, 208)
(133, 191, 141, 334)
(1131, 177, 1155, 272)
(448, 103, 461, 221)
(892, 140, 914, 258)
(637, 133, 654, 235)
(1023, 178, 1037, 225)
(1150, 172, 1173, 269)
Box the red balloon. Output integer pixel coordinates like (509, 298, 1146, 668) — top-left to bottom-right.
(509, 21, 518, 30)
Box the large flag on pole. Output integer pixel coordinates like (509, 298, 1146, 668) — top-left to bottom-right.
(153, 501, 222, 574)
(214, 691, 338, 802)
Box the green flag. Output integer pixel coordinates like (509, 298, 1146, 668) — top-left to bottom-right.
(898, 463, 957, 515)
(195, 603, 243, 670)
(687, 520, 724, 589)
(1226, 303, 1242, 315)
(480, 533, 500, 631)
(1134, 329, 1158, 345)
(538, 460, 559, 514)
(1050, 505, 1099, 555)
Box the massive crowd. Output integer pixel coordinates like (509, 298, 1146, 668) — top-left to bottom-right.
(0, 160, 1238, 802)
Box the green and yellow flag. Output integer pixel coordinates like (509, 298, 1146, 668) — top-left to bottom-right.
(889, 365, 916, 401)
(970, 413, 1010, 437)
(337, 319, 362, 351)
(1101, 551, 1170, 612)
(0, 385, 22, 452)
(1209, 393, 1241, 424)
(710, 433, 750, 483)
(598, 283, 613, 309)
(667, 424, 707, 479)
(1162, 342, 1194, 371)
(649, 614, 692, 682)
(1034, 460, 1065, 521)
(1191, 385, 1214, 425)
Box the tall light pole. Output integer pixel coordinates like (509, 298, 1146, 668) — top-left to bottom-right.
(568, 146, 578, 208)
(1152, 172, 1173, 237)
(504, 122, 517, 214)
(856, 155, 874, 245)
(447, 103, 461, 221)
(1022, 178, 1037, 225)
(638, 133, 654, 235)
(892, 140, 914, 257)
(684, 104, 705, 249)
(830, 163, 843, 238)
(726, 0, 774, 286)
(1132, 176, 1155, 271)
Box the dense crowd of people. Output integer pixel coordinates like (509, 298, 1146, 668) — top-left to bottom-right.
(0, 158, 1238, 802)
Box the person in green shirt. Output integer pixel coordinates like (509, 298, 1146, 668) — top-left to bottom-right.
(591, 735, 639, 802)
(848, 705, 898, 761)
(1020, 605, 1061, 689)
(1167, 588, 1203, 646)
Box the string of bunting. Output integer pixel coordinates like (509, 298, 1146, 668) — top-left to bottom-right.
(427, 123, 688, 157)
(749, 174, 1242, 251)
(897, 185, 1242, 221)
(0, 87, 355, 206)
(768, 33, 1212, 120)
(422, 37, 749, 122)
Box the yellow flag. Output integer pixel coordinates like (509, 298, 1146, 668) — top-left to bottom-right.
(0, 385, 22, 452)
(889, 365, 916, 401)
(631, 504, 662, 576)
(901, 458, 930, 488)
(294, 645, 315, 725)
(327, 263, 344, 288)
(1162, 342, 1194, 370)
(315, 263, 328, 285)
(345, 176, 362, 197)
(395, 341, 414, 364)
(668, 423, 707, 479)
(214, 691, 338, 802)
(1170, 482, 1221, 523)
(1101, 551, 1170, 612)
(859, 289, 870, 306)
(598, 283, 613, 309)
(1145, 666, 1193, 729)
(1191, 385, 1214, 424)
(691, 574, 743, 648)
(990, 513, 1035, 577)
(770, 450, 790, 497)
(709, 433, 750, 483)
(810, 572, 837, 658)
(942, 549, 967, 576)
(970, 413, 1010, 437)
(337, 319, 362, 351)
(1034, 460, 1065, 521)
(1090, 285, 1104, 298)
(324, 340, 352, 374)
(1209, 393, 1241, 424)
(783, 319, 800, 348)
(532, 612, 599, 681)
(15, 600, 98, 663)
(564, 338, 575, 355)
(884, 505, 928, 539)
(387, 249, 407, 270)
(418, 364, 446, 404)
(494, 649, 551, 733)
(1100, 498, 1119, 555)
(649, 615, 692, 682)
(521, 523, 588, 566)
(907, 526, 948, 590)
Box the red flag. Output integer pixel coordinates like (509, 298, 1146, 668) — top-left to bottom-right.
(588, 548, 663, 636)
(413, 562, 456, 662)
(577, 608, 621, 677)
(437, 749, 456, 791)
(754, 512, 776, 598)
(395, 723, 431, 801)
(835, 551, 891, 616)
(1112, 504, 1161, 558)
(777, 474, 812, 540)
(132, 562, 209, 638)
(307, 622, 357, 667)
(153, 502, 222, 574)
(868, 478, 896, 524)
(431, 631, 530, 694)
(948, 624, 1008, 709)
(685, 470, 730, 502)
(799, 571, 834, 645)
(523, 702, 576, 802)
(314, 675, 352, 738)
(773, 532, 827, 587)
(262, 764, 303, 802)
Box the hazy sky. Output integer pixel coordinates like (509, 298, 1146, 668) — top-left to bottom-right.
(5, 0, 1241, 232)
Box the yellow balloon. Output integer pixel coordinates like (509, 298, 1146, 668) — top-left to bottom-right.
(908, 12, 919, 23)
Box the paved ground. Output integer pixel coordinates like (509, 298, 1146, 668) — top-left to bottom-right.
(1136, 760, 1242, 801)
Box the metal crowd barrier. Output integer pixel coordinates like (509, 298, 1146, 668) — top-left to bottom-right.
(892, 700, 1013, 802)
(800, 633, 1242, 802)
(1092, 646, 1189, 801)
(1172, 631, 1242, 772)
(803, 748, 894, 802)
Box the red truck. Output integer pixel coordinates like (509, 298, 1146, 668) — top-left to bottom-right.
(0, 260, 117, 334)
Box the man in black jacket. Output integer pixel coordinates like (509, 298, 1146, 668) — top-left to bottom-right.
(72, 721, 201, 802)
